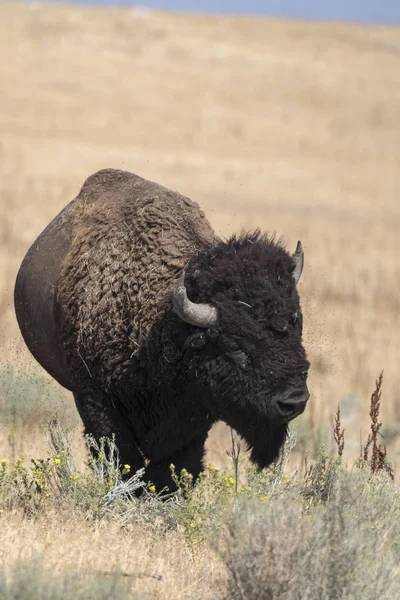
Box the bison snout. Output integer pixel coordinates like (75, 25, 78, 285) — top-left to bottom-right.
(274, 387, 309, 422)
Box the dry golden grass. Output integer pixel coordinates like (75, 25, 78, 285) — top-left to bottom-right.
(0, 509, 227, 598)
(1, 2, 400, 466)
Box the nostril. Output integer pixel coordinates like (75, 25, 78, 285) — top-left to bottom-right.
(277, 391, 309, 416)
(277, 400, 297, 415)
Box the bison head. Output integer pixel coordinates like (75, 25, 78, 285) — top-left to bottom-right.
(171, 232, 309, 468)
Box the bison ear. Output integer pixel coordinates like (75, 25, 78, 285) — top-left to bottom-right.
(292, 241, 304, 285)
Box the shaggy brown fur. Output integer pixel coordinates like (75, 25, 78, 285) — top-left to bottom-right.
(58, 169, 217, 387)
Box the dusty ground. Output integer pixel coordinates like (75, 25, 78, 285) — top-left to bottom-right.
(1, 2, 400, 465)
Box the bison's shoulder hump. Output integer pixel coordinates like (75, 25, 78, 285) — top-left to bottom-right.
(78, 169, 145, 203)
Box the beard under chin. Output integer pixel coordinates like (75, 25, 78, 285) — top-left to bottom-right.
(225, 408, 289, 470)
(246, 422, 288, 469)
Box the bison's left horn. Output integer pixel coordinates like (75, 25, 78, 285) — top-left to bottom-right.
(173, 272, 218, 328)
(292, 241, 304, 285)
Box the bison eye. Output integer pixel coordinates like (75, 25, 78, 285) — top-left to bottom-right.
(184, 332, 207, 350)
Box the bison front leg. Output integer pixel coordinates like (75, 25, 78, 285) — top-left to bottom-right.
(73, 386, 145, 475)
(145, 432, 208, 494)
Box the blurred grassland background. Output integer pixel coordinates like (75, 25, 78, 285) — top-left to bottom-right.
(1, 1, 400, 465)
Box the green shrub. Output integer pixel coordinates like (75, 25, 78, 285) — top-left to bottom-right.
(165, 463, 237, 550)
(0, 420, 146, 516)
(219, 464, 400, 600)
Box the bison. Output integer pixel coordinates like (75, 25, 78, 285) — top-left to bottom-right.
(14, 169, 309, 492)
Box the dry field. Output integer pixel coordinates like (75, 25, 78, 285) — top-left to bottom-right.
(1, 3, 400, 596)
(1, 1, 399, 458)
(0, 507, 228, 598)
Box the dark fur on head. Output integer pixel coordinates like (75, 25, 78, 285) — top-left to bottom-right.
(147, 231, 309, 470)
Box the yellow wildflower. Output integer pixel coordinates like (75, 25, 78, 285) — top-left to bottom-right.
(1, 459, 6, 465)
(260, 495, 268, 501)
(54, 458, 61, 465)
(123, 464, 131, 472)
(149, 485, 156, 493)
(229, 477, 235, 485)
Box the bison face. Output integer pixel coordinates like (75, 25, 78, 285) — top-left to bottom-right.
(173, 232, 310, 468)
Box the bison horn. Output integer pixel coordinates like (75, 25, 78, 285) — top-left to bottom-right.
(292, 240, 304, 285)
(173, 272, 218, 328)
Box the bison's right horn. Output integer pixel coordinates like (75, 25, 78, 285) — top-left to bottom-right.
(173, 272, 218, 328)
(292, 240, 304, 285)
